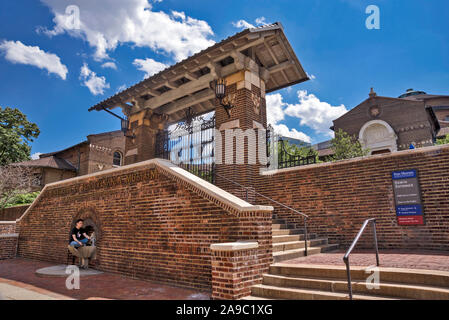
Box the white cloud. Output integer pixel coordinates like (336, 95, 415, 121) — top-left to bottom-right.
(307, 73, 316, 80)
(233, 16, 270, 29)
(255, 17, 269, 26)
(101, 62, 117, 70)
(0, 40, 68, 80)
(133, 58, 168, 79)
(232, 20, 255, 29)
(80, 63, 110, 95)
(40, 0, 215, 61)
(31, 153, 43, 160)
(266, 93, 311, 143)
(266, 93, 286, 125)
(116, 84, 127, 93)
(284, 90, 348, 137)
(272, 124, 311, 143)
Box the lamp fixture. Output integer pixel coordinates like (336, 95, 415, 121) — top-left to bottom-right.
(101, 107, 135, 138)
(211, 78, 234, 118)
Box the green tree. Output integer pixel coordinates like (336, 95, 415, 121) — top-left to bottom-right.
(331, 129, 369, 161)
(278, 139, 319, 163)
(436, 134, 449, 145)
(0, 107, 40, 166)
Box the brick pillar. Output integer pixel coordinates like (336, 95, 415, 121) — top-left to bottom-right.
(210, 242, 262, 300)
(215, 70, 268, 199)
(0, 234, 18, 260)
(124, 109, 168, 165)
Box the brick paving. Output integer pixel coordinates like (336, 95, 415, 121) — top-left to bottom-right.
(0, 258, 210, 300)
(283, 249, 449, 271)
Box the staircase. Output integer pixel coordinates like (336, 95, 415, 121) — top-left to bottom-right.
(272, 214, 338, 263)
(244, 263, 449, 300)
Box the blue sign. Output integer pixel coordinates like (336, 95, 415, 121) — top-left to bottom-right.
(395, 205, 423, 216)
(392, 170, 417, 180)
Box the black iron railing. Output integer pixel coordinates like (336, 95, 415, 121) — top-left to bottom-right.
(214, 171, 310, 256)
(266, 126, 317, 169)
(343, 218, 380, 300)
(155, 115, 216, 183)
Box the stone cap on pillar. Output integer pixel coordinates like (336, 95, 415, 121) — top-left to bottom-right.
(210, 241, 259, 252)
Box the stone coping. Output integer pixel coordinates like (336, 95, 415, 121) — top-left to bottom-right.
(0, 233, 19, 238)
(261, 144, 449, 176)
(273, 263, 449, 277)
(211, 241, 259, 252)
(0, 221, 17, 224)
(17, 158, 273, 223)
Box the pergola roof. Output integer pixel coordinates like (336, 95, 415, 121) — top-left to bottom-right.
(88, 22, 309, 123)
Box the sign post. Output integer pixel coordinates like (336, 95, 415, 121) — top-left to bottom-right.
(392, 169, 425, 226)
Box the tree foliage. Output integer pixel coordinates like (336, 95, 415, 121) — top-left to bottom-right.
(0, 165, 36, 209)
(0, 107, 40, 166)
(436, 134, 449, 145)
(331, 129, 370, 161)
(278, 139, 319, 162)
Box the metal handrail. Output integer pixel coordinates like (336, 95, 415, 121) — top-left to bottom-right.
(343, 218, 380, 300)
(214, 171, 310, 256)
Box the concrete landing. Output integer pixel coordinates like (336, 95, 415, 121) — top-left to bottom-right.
(35, 265, 103, 277)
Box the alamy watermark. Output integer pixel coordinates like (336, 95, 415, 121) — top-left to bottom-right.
(65, 5, 81, 30)
(365, 265, 380, 290)
(366, 5, 380, 30)
(65, 265, 80, 290)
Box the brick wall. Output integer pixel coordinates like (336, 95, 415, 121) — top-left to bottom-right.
(0, 222, 16, 234)
(0, 205, 29, 221)
(17, 159, 272, 291)
(0, 234, 18, 260)
(256, 145, 449, 251)
(211, 242, 264, 299)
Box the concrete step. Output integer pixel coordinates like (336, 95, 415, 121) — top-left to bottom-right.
(273, 238, 328, 251)
(272, 228, 305, 236)
(272, 223, 296, 230)
(251, 284, 398, 300)
(272, 234, 318, 244)
(262, 274, 449, 300)
(269, 264, 449, 288)
(273, 244, 339, 263)
(240, 295, 278, 300)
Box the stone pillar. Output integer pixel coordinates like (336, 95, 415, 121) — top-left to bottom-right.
(215, 70, 268, 199)
(210, 241, 262, 300)
(124, 109, 168, 165)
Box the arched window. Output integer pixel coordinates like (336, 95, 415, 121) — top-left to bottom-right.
(113, 151, 122, 166)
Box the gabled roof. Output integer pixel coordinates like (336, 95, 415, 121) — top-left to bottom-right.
(14, 156, 77, 171)
(88, 22, 309, 122)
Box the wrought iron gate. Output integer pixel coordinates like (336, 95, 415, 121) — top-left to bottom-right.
(155, 115, 216, 183)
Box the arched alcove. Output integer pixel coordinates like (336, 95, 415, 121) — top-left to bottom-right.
(359, 120, 398, 155)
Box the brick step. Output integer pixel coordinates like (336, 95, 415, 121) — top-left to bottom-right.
(273, 243, 339, 263)
(250, 284, 398, 300)
(273, 238, 328, 251)
(272, 234, 317, 244)
(272, 223, 296, 230)
(262, 274, 449, 300)
(269, 264, 449, 287)
(272, 228, 305, 236)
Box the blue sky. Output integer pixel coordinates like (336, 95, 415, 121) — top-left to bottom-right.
(0, 0, 448, 157)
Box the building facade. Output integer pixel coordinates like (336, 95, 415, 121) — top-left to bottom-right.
(332, 88, 447, 155)
(15, 130, 125, 189)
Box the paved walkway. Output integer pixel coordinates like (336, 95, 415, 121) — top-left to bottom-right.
(0, 258, 210, 300)
(284, 249, 449, 271)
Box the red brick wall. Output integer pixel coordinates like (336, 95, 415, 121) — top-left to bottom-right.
(17, 160, 272, 291)
(0, 235, 18, 260)
(256, 145, 449, 251)
(0, 222, 16, 234)
(211, 245, 264, 299)
(0, 206, 29, 221)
